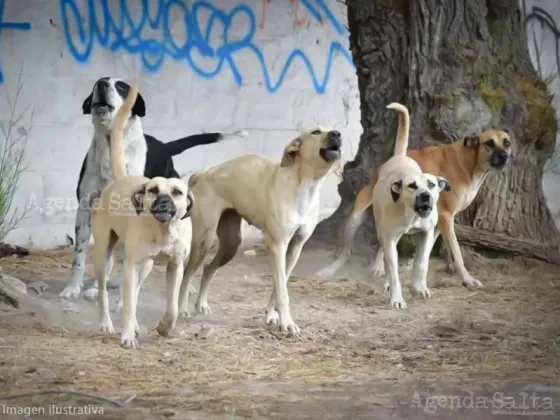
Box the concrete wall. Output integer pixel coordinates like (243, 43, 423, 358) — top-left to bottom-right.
(0, 0, 361, 248)
(521, 0, 560, 225)
(2, 0, 559, 249)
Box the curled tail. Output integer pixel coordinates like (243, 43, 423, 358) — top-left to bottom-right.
(386, 102, 410, 156)
(110, 80, 139, 181)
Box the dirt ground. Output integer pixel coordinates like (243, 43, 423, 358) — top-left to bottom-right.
(0, 242, 559, 419)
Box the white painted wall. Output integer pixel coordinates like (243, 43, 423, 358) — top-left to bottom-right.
(2, 0, 558, 249)
(0, 0, 361, 249)
(521, 0, 560, 225)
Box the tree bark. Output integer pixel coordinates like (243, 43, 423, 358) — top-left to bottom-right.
(313, 0, 560, 264)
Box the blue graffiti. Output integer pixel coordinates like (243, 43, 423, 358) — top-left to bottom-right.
(59, 0, 354, 94)
(0, 0, 31, 84)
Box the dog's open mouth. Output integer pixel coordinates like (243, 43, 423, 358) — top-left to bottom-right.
(92, 101, 114, 112)
(415, 205, 432, 218)
(319, 145, 341, 162)
(151, 211, 174, 223)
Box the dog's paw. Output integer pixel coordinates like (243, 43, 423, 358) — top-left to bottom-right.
(315, 265, 336, 278)
(462, 275, 483, 288)
(280, 316, 301, 336)
(156, 315, 176, 337)
(383, 278, 390, 293)
(120, 336, 139, 349)
(83, 286, 99, 301)
(371, 263, 385, 277)
(265, 309, 280, 325)
(59, 285, 82, 299)
(195, 301, 212, 315)
(178, 310, 191, 320)
(390, 296, 407, 310)
(98, 321, 115, 334)
(413, 286, 431, 299)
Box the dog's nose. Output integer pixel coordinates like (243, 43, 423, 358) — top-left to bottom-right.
(150, 194, 176, 223)
(491, 150, 509, 167)
(419, 192, 431, 203)
(327, 130, 341, 147)
(98, 79, 109, 90)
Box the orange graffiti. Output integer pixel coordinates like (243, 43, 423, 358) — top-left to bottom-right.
(259, 0, 323, 30)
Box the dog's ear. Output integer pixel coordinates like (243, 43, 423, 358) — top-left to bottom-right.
(502, 127, 510, 134)
(82, 93, 93, 115)
(390, 180, 402, 202)
(181, 190, 194, 220)
(280, 137, 302, 167)
(463, 134, 479, 149)
(131, 184, 146, 215)
(436, 176, 452, 192)
(131, 92, 146, 118)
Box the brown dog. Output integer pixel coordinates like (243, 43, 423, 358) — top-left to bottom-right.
(318, 129, 512, 288)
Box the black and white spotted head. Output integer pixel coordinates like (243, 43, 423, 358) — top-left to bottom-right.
(81, 77, 146, 126)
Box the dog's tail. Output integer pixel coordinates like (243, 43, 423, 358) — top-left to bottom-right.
(111, 80, 139, 181)
(387, 102, 410, 157)
(164, 129, 249, 156)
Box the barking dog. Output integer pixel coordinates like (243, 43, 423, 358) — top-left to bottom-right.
(60, 77, 233, 300)
(318, 112, 512, 289)
(93, 81, 194, 349)
(177, 128, 343, 335)
(320, 103, 450, 308)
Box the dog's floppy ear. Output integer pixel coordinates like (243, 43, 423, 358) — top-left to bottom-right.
(181, 190, 194, 220)
(131, 92, 146, 118)
(463, 134, 479, 149)
(82, 93, 93, 115)
(436, 176, 452, 192)
(390, 180, 402, 202)
(280, 137, 302, 167)
(131, 184, 146, 215)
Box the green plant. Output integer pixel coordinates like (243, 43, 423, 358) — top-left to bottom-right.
(0, 70, 33, 242)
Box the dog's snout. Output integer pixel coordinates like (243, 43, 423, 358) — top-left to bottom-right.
(150, 194, 176, 223)
(98, 79, 109, 89)
(490, 149, 509, 168)
(419, 192, 431, 202)
(327, 130, 342, 147)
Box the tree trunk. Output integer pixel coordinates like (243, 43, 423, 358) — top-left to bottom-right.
(312, 0, 560, 264)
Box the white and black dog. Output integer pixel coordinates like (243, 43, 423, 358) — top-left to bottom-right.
(59, 77, 241, 300)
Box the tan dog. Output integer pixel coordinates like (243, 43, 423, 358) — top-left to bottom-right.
(318, 112, 512, 289)
(91, 81, 194, 349)
(177, 128, 343, 335)
(325, 103, 450, 308)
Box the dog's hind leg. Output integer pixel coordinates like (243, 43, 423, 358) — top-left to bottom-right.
(195, 209, 243, 316)
(120, 256, 142, 349)
(316, 185, 372, 278)
(60, 204, 92, 299)
(266, 226, 312, 325)
(410, 229, 434, 299)
(94, 229, 119, 334)
(370, 246, 386, 278)
(178, 229, 216, 318)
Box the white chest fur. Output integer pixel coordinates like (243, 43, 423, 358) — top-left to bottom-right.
(292, 179, 323, 226)
(458, 172, 488, 212)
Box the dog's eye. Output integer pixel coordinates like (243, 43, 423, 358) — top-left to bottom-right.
(503, 139, 511, 148)
(427, 181, 435, 189)
(171, 188, 183, 197)
(408, 182, 418, 190)
(311, 130, 321, 135)
(485, 139, 496, 148)
(148, 186, 159, 195)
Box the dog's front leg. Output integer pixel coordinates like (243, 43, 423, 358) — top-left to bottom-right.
(266, 238, 300, 335)
(384, 239, 407, 309)
(157, 260, 183, 337)
(121, 260, 140, 349)
(411, 230, 434, 298)
(439, 213, 483, 287)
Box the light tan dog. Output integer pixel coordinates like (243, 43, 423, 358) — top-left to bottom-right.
(318, 110, 512, 289)
(177, 128, 343, 335)
(91, 81, 194, 349)
(326, 103, 450, 308)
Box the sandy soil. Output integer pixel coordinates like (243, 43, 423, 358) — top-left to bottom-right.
(0, 243, 559, 419)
